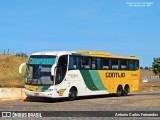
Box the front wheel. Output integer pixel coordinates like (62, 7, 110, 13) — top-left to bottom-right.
(68, 88, 77, 101)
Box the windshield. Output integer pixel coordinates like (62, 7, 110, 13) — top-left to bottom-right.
(25, 55, 56, 85)
(26, 64, 53, 85)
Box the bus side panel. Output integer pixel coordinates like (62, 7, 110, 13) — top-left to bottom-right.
(56, 69, 140, 97)
(65, 70, 108, 96)
(98, 70, 140, 94)
(65, 70, 87, 96)
(97, 70, 114, 93)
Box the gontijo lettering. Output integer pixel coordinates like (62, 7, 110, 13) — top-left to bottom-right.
(106, 72, 125, 78)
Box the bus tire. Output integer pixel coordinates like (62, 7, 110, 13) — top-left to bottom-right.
(68, 87, 77, 101)
(123, 85, 130, 96)
(116, 85, 123, 97)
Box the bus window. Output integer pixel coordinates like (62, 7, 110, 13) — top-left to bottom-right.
(134, 60, 139, 70)
(121, 60, 127, 70)
(76, 57, 80, 69)
(81, 57, 91, 69)
(129, 60, 134, 70)
(102, 59, 109, 69)
(96, 58, 102, 69)
(111, 59, 119, 70)
(69, 56, 79, 70)
(69, 56, 73, 69)
(91, 58, 96, 69)
(69, 56, 76, 69)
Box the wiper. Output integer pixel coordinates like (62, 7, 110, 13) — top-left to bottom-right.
(26, 66, 34, 85)
(37, 77, 44, 86)
(29, 78, 34, 85)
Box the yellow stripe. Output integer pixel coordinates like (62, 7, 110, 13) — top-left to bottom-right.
(25, 85, 38, 91)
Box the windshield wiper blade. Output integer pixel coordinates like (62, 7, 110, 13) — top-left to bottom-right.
(37, 77, 44, 86)
(29, 79, 37, 85)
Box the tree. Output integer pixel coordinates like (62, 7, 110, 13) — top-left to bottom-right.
(140, 67, 143, 69)
(152, 57, 160, 76)
(145, 66, 149, 70)
(15, 52, 28, 58)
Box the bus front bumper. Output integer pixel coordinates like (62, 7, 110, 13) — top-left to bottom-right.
(25, 89, 54, 98)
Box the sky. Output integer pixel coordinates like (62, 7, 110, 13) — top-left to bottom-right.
(0, 0, 159, 67)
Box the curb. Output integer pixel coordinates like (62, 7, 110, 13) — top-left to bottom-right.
(0, 88, 27, 101)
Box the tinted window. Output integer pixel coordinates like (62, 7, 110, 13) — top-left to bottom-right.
(69, 56, 75, 69)
(129, 60, 134, 70)
(69, 56, 79, 70)
(91, 58, 96, 69)
(111, 59, 119, 70)
(102, 59, 109, 69)
(134, 60, 139, 70)
(96, 58, 102, 69)
(69, 56, 139, 71)
(121, 60, 128, 70)
(80, 57, 91, 69)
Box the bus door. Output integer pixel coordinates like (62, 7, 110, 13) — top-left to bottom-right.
(54, 55, 68, 97)
(54, 55, 68, 85)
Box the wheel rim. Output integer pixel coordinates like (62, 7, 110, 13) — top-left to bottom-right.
(117, 90, 121, 95)
(125, 87, 129, 95)
(70, 91, 75, 98)
(117, 87, 122, 96)
(69, 90, 77, 100)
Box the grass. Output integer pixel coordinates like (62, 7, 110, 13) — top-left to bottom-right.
(139, 82, 160, 92)
(0, 54, 28, 88)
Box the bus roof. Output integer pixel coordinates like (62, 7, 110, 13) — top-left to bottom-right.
(74, 50, 139, 60)
(31, 51, 71, 56)
(31, 50, 139, 60)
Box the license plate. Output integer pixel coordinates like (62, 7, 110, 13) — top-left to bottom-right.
(34, 93, 39, 96)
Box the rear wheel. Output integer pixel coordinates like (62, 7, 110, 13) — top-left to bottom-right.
(116, 85, 123, 97)
(68, 88, 77, 101)
(123, 86, 130, 96)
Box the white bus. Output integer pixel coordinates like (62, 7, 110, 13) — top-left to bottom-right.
(19, 50, 140, 101)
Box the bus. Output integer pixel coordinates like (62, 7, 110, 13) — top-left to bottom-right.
(19, 50, 140, 101)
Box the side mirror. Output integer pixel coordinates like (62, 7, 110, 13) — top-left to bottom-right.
(19, 63, 26, 74)
(51, 64, 57, 76)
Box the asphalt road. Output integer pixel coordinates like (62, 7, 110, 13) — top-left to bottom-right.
(0, 91, 160, 119)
